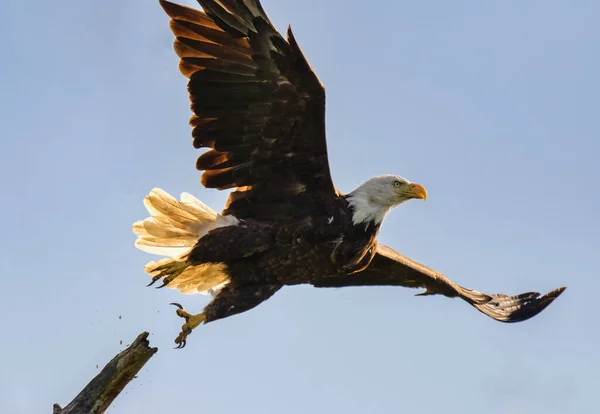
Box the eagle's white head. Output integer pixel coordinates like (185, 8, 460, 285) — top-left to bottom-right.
(346, 175, 427, 226)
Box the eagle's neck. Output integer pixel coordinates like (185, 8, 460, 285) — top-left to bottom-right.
(345, 190, 391, 228)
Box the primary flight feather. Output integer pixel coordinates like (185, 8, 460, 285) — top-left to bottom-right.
(133, 0, 565, 348)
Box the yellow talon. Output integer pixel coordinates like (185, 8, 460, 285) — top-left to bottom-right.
(170, 303, 206, 349)
(147, 260, 190, 288)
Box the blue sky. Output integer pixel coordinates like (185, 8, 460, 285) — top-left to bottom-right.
(1, 0, 598, 412)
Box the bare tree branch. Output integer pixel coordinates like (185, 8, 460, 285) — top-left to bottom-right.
(53, 331, 157, 414)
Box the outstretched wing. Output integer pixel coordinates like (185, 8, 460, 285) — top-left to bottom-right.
(160, 1, 339, 223)
(312, 244, 566, 323)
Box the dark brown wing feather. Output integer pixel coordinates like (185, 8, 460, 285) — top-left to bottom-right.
(159, 0, 339, 223)
(312, 244, 566, 323)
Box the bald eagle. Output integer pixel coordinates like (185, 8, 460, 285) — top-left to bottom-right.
(134, 0, 565, 348)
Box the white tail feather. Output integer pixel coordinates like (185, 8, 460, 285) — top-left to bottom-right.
(133, 188, 238, 295)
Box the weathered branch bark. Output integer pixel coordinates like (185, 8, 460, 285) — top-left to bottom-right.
(53, 331, 158, 414)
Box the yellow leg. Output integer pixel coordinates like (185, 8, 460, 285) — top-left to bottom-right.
(170, 303, 206, 349)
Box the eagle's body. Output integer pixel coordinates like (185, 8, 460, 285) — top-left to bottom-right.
(190, 207, 378, 286)
(134, 0, 565, 348)
(182, 200, 381, 324)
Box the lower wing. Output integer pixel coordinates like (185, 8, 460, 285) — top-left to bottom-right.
(312, 244, 566, 323)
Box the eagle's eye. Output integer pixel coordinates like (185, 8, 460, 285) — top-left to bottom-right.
(393, 181, 402, 188)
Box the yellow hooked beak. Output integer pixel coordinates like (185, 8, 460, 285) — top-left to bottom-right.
(408, 183, 427, 201)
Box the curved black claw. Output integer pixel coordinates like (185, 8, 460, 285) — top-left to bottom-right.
(170, 302, 183, 310)
(156, 278, 171, 289)
(146, 275, 162, 287)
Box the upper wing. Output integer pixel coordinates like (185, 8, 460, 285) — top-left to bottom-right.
(160, 1, 339, 223)
(312, 244, 566, 323)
